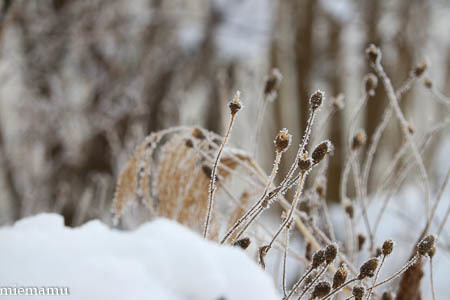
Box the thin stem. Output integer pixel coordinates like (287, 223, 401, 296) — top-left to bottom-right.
(430, 258, 436, 300)
(283, 226, 290, 297)
(297, 265, 328, 300)
(366, 255, 386, 300)
(284, 267, 313, 300)
(369, 254, 419, 290)
(203, 112, 237, 238)
(322, 278, 359, 300)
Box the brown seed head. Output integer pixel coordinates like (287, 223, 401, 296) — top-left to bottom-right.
(312, 140, 332, 164)
(352, 285, 365, 300)
(312, 250, 326, 269)
(344, 200, 354, 219)
(312, 281, 331, 298)
(375, 247, 383, 258)
(424, 77, 433, 89)
(382, 292, 393, 300)
(185, 139, 194, 148)
(364, 73, 378, 96)
(310, 90, 325, 110)
(298, 158, 313, 171)
(325, 244, 338, 264)
(332, 264, 348, 289)
(264, 68, 283, 98)
(358, 234, 366, 251)
(358, 258, 379, 279)
(233, 237, 251, 250)
(366, 44, 381, 64)
(413, 61, 428, 77)
(352, 130, 367, 150)
(274, 128, 292, 153)
(192, 128, 206, 139)
(229, 91, 242, 115)
(382, 240, 394, 256)
(417, 235, 435, 256)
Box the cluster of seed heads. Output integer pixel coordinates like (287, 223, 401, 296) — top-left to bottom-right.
(358, 257, 379, 279)
(417, 235, 436, 256)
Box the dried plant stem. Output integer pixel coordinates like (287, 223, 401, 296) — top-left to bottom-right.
(437, 201, 450, 240)
(369, 254, 419, 291)
(430, 258, 436, 300)
(296, 265, 328, 300)
(372, 57, 431, 224)
(203, 113, 237, 239)
(322, 278, 358, 300)
(284, 267, 314, 300)
(221, 150, 283, 244)
(283, 226, 290, 297)
(366, 255, 386, 300)
(426, 168, 450, 232)
(429, 86, 450, 106)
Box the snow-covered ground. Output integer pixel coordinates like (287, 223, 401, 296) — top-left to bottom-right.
(0, 214, 279, 300)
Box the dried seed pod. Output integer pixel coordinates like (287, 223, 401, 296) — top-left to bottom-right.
(358, 234, 366, 251)
(358, 258, 379, 279)
(332, 264, 348, 289)
(366, 44, 381, 64)
(382, 291, 393, 300)
(233, 237, 251, 250)
(352, 285, 365, 300)
(382, 240, 394, 256)
(310, 90, 325, 110)
(229, 91, 242, 115)
(274, 128, 292, 153)
(325, 244, 338, 264)
(417, 235, 435, 256)
(259, 245, 270, 269)
(192, 128, 206, 139)
(312, 250, 326, 269)
(264, 68, 283, 98)
(413, 61, 428, 77)
(351, 130, 367, 150)
(364, 73, 378, 96)
(185, 139, 194, 148)
(344, 200, 354, 219)
(312, 140, 332, 164)
(298, 158, 313, 171)
(312, 281, 331, 299)
(424, 77, 433, 89)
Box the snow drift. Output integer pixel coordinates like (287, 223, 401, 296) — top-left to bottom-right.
(0, 214, 279, 300)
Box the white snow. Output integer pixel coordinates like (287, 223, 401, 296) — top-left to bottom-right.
(0, 214, 280, 300)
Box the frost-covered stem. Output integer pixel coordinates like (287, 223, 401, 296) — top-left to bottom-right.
(369, 254, 419, 290)
(284, 267, 313, 300)
(429, 87, 450, 106)
(430, 258, 436, 300)
(367, 255, 386, 300)
(233, 205, 263, 243)
(426, 168, 450, 232)
(268, 170, 307, 252)
(252, 97, 269, 157)
(437, 201, 450, 240)
(297, 265, 328, 300)
(371, 56, 431, 224)
(203, 93, 240, 239)
(340, 157, 352, 204)
(362, 74, 415, 200)
(350, 155, 373, 250)
(322, 278, 358, 300)
(283, 226, 290, 297)
(221, 150, 283, 244)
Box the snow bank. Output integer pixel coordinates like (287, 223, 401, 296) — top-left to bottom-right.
(0, 214, 279, 300)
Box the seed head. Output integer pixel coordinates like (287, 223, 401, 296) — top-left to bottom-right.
(312, 249, 326, 269)
(185, 139, 194, 148)
(358, 258, 379, 279)
(312, 281, 331, 298)
(375, 247, 383, 258)
(413, 61, 428, 77)
(351, 130, 366, 150)
(233, 237, 251, 250)
(332, 264, 348, 289)
(352, 285, 365, 300)
(424, 77, 433, 89)
(298, 158, 313, 171)
(382, 240, 394, 256)
(364, 73, 378, 96)
(264, 68, 283, 99)
(382, 292, 393, 300)
(358, 234, 366, 251)
(274, 128, 292, 153)
(366, 44, 381, 64)
(417, 235, 435, 256)
(310, 90, 325, 110)
(192, 128, 206, 139)
(312, 140, 332, 164)
(344, 200, 354, 219)
(229, 90, 242, 115)
(325, 244, 338, 264)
